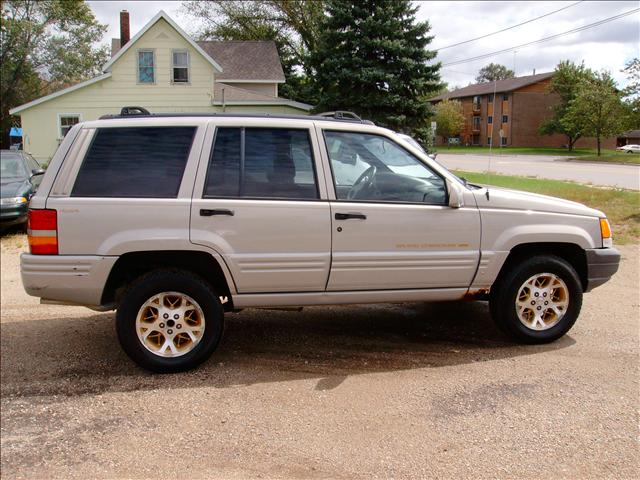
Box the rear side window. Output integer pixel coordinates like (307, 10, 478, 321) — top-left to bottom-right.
(204, 127, 318, 200)
(72, 126, 196, 198)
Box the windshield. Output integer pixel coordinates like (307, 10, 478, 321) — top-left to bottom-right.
(1, 152, 28, 180)
(394, 133, 468, 187)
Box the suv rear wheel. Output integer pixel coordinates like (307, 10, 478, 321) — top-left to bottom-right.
(116, 269, 224, 372)
(490, 255, 583, 344)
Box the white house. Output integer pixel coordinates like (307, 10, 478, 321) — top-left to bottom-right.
(9, 10, 312, 162)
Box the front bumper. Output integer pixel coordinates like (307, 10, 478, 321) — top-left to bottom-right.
(21, 254, 118, 307)
(0, 203, 28, 227)
(584, 248, 621, 292)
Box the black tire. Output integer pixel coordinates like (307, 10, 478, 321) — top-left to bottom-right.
(116, 269, 224, 373)
(490, 255, 583, 344)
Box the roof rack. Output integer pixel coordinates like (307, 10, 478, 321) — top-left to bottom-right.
(98, 108, 375, 124)
(317, 111, 374, 125)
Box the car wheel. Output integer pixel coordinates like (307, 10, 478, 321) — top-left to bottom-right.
(490, 255, 582, 344)
(116, 269, 224, 373)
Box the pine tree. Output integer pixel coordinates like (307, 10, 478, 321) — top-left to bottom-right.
(310, 0, 442, 133)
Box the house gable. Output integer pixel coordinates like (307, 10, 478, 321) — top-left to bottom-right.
(103, 10, 222, 74)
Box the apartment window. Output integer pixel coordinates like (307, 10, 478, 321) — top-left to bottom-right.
(502, 115, 509, 123)
(137, 50, 155, 83)
(487, 137, 492, 145)
(501, 137, 507, 146)
(488, 94, 494, 102)
(58, 114, 81, 138)
(488, 115, 493, 124)
(472, 116, 481, 130)
(502, 93, 509, 101)
(472, 95, 480, 109)
(172, 50, 189, 83)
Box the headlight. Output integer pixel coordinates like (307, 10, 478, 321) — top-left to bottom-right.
(0, 196, 28, 205)
(600, 218, 613, 248)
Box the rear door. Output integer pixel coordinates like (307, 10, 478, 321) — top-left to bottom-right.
(321, 129, 481, 291)
(190, 120, 331, 293)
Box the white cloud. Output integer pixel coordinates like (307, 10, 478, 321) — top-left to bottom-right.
(86, 1, 640, 88)
(418, 0, 640, 88)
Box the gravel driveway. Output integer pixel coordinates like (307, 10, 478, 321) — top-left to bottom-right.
(1, 235, 638, 479)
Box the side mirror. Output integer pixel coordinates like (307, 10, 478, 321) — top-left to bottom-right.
(447, 178, 464, 208)
(31, 168, 45, 178)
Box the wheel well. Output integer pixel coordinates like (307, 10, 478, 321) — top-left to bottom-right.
(101, 250, 233, 310)
(497, 243, 588, 291)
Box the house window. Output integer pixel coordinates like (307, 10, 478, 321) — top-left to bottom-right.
(172, 50, 189, 83)
(137, 50, 155, 84)
(59, 114, 81, 138)
(488, 115, 493, 124)
(503, 93, 509, 101)
(502, 115, 509, 123)
(501, 137, 507, 146)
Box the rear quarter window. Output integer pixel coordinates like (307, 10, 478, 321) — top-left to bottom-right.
(72, 126, 196, 198)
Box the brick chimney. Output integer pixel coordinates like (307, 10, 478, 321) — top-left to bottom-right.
(120, 10, 130, 47)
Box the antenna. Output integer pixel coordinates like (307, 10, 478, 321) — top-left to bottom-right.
(486, 79, 497, 200)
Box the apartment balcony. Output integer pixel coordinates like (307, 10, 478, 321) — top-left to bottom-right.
(472, 103, 481, 112)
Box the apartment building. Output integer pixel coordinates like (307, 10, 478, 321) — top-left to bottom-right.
(429, 72, 615, 149)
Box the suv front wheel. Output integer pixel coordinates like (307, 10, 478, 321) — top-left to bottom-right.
(490, 255, 583, 344)
(116, 269, 224, 372)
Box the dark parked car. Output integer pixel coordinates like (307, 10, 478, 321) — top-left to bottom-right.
(1, 150, 45, 230)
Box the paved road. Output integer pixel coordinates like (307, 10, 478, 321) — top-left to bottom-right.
(437, 153, 640, 190)
(1, 235, 639, 479)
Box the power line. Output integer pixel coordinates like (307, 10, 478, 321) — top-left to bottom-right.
(442, 7, 640, 67)
(435, 1, 584, 51)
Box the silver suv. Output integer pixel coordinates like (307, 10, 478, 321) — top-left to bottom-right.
(21, 111, 620, 372)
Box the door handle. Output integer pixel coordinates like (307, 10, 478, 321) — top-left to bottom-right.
(200, 209, 234, 217)
(335, 212, 366, 220)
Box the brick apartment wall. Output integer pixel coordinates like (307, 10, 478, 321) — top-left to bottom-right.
(511, 90, 616, 149)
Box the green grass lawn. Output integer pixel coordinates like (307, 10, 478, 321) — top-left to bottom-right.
(454, 170, 640, 244)
(440, 146, 640, 164)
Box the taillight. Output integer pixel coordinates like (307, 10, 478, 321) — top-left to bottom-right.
(27, 209, 58, 255)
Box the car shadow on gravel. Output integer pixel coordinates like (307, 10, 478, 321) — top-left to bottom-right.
(0, 301, 575, 399)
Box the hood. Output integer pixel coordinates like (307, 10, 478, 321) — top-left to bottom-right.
(0, 178, 30, 198)
(471, 185, 604, 218)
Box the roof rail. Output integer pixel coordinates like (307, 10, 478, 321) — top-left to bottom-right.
(317, 111, 375, 125)
(99, 106, 151, 119)
(120, 106, 150, 116)
(96, 109, 375, 125)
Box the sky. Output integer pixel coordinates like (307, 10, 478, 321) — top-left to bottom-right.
(87, 0, 639, 88)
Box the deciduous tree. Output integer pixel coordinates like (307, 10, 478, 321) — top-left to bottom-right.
(1, 0, 108, 148)
(565, 71, 627, 156)
(539, 60, 594, 151)
(475, 63, 515, 83)
(434, 99, 465, 146)
(310, 0, 442, 134)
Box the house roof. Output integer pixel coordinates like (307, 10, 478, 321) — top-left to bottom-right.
(103, 10, 223, 73)
(430, 72, 555, 101)
(197, 41, 285, 83)
(620, 129, 640, 138)
(213, 83, 312, 111)
(9, 73, 113, 115)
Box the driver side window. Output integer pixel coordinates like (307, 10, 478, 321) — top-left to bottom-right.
(324, 131, 446, 204)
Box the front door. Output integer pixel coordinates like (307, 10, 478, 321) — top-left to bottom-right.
(191, 123, 331, 293)
(322, 130, 480, 291)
